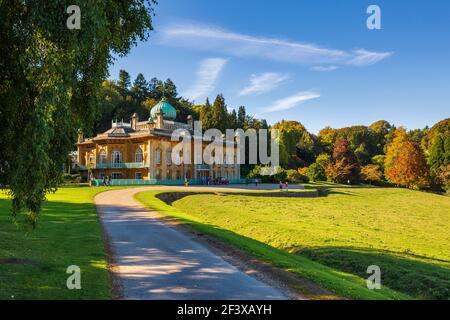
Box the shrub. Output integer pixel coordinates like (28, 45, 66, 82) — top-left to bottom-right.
(307, 163, 326, 182)
(286, 169, 309, 183)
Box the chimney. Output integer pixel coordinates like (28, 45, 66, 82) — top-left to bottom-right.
(156, 110, 164, 129)
(77, 129, 84, 143)
(131, 113, 139, 130)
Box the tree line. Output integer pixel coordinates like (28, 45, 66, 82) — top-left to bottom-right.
(249, 119, 449, 193)
(97, 70, 449, 193)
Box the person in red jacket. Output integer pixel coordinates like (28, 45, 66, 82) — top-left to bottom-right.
(285, 181, 289, 191)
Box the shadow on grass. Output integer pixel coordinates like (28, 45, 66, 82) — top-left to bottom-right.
(136, 192, 416, 300)
(0, 198, 111, 300)
(297, 247, 450, 300)
(155, 190, 319, 205)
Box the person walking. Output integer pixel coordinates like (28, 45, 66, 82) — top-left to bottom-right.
(279, 180, 283, 191)
(102, 176, 107, 187)
(285, 181, 289, 192)
(255, 179, 258, 187)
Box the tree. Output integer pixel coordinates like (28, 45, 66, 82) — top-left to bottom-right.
(286, 169, 306, 183)
(361, 164, 383, 184)
(422, 118, 450, 153)
(0, 1, 156, 226)
(318, 126, 337, 153)
(229, 109, 238, 129)
(369, 120, 394, 154)
(118, 70, 132, 98)
(163, 78, 178, 99)
(237, 106, 247, 129)
(428, 134, 447, 171)
(211, 94, 229, 132)
(131, 73, 149, 103)
(334, 126, 378, 165)
(428, 134, 450, 189)
(200, 98, 213, 130)
(307, 163, 326, 182)
(325, 139, 360, 184)
(273, 120, 318, 168)
(316, 153, 331, 167)
(385, 128, 430, 188)
(371, 155, 386, 172)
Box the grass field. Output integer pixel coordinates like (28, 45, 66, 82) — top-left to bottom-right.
(0, 186, 115, 299)
(136, 187, 450, 300)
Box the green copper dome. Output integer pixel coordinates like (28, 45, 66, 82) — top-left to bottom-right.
(150, 97, 177, 120)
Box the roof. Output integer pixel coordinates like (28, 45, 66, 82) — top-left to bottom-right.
(104, 126, 135, 137)
(150, 97, 177, 120)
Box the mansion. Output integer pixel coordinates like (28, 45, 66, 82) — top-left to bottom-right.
(76, 98, 241, 182)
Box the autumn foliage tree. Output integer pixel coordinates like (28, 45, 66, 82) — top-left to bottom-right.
(385, 128, 430, 188)
(325, 139, 360, 184)
(361, 164, 383, 184)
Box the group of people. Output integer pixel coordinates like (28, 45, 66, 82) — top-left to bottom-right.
(279, 180, 289, 191)
(89, 173, 111, 186)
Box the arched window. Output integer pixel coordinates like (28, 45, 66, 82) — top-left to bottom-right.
(135, 147, 143, 163)
(112, 150, 122, 168)
(88, 152, 95, 164)
(99, 150, 107, 164)
(155, 149, 161, 165)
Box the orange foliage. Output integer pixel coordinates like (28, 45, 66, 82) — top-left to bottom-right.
(385, 128, 430, 188)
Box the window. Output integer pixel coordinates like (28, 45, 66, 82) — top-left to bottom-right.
(166, 150, 172, 165)
(88, 152, 95, 164)
(176, 170, 181, 180)
(155, 149, 161, 165)
(99, 151, 107, 164)
(112, 150, 122, 168)
(112, 172, 121, 179)
(135, 172, 143, 180)
(135, 147, 143, 163)
(166, 170, 172, 180)
(156, 169, 161, 179)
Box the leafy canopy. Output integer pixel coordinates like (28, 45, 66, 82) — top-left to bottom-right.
(0, 0, 156, 226)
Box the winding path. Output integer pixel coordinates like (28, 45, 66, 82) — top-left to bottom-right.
(95, 187, 286, 300)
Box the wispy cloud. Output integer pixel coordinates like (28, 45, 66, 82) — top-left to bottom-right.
(348, 49, 393, 66)
(161, 23, 393, 67)
(262, 91, 320, 113)
(183, 58, 228, 101)
(239, 73, 289, 96)
(311, 65, 338, 72)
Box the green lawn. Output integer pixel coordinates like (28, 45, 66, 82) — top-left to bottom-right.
(0, 186, 117, 299)
(136, 187, 450, 300)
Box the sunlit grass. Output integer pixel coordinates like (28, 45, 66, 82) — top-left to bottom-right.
(0, 186, 121, 299)
(136, 187, 450, 299)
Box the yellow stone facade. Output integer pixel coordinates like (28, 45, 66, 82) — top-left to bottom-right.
(77, 110, 240, 182)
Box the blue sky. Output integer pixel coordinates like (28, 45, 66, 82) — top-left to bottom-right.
(108, 0, 450, 133)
